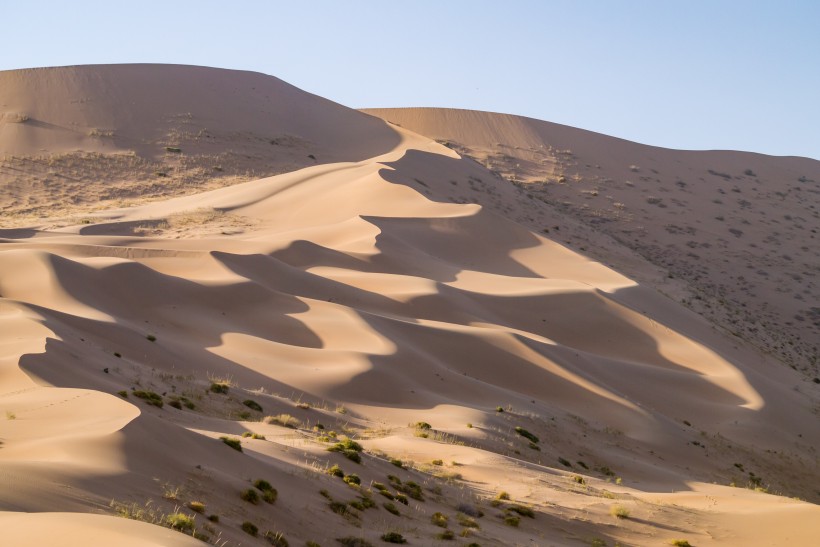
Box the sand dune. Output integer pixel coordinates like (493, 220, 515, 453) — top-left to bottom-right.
(1, 65, 818, 546)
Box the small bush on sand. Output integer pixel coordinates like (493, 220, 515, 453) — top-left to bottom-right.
(381, 531, 407, 543)
(165, 512, 195, 532)
(241, 521, 258, 536)
(610, 505, 630, 519)
(514, 426, 539, 444)
(437, 530, 455, 540)
(188, 501, 205, 513)
(264, 530, 289, 546)
(383, 502, 400, 515)
(220, 436, 242, 452)
(241, 489, 259, 504)
(209, 382, 229, 394)
(133, 390, 163, 408)
(243, 399, 263, 412)
(431, 512, 449, 527)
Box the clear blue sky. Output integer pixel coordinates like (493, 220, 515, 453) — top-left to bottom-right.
(2, 1, 818, 159)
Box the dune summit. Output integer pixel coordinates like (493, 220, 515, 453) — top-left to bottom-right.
(1, 65, 818, 546)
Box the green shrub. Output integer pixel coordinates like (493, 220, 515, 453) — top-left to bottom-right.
(165, 146, 182, 153)
(188, 501, 205, 513)
(220, 436, 242, 451)
(503, 515, 520, 527)
(241, 488, 259, 504)
(389, 458, 403, 468)
(207, 514, 219, 523)
(496, 491, 510, 501)
(610, 505, 630, 519)
(514, 426, 539, 443)
(210, 382, 229, 394)
(431, 459, 443, 466)
(383, 502, 400, 515)
(262, 489, 277, 504)
(242, 431, 266, 439)
(264, 531, 289, 546)
(558, 457, 572, 467)
(166, 512, 195, 532)
(436, 530, 455, 540)
(169, 399, 182, 410)
(117, 390, 128, 398)
(328, 464, 345, 477)
(343, 474, 361, 486)
(243, 399, 263, 412)
(495, 406, 504, 412)
(132, 390, 163, 408)
(146, 334, 157, 342)
(414, 421, 432, 430)
(381, 532, 407, 544)
(328, 439, 364, 463)
(670, 541, 692, 547)
(241, 521, 258, 536)
(431, 512, 448, 527)
(457, 513, 479, 528)
(509, 504, 534, 518)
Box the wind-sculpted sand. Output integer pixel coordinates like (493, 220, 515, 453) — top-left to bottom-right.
(0, 66, 817, 546)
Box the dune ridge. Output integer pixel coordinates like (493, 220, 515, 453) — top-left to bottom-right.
(0, 65, 818, 546)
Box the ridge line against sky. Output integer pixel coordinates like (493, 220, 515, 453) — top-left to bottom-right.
(1, 1, 818, 160)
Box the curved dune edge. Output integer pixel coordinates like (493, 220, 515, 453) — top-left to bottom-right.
(0, 512, 203, 547)
(0, 66, 817, 546)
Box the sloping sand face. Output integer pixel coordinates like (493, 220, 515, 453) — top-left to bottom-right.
(364, 107, 820, 386)
(0, 66, 818, 546)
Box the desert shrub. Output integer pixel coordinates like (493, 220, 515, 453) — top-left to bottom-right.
(264, 531, 289, 546)
(395, 480, 422, 501)
(514, 426, 539, 443)
(431, 512, 448, 527)
(240, 488, 259, 504)
(610, 505, 630, 519)
(241, 521, 258, 536)
(242, 431, 266, 439)
(496, 491, 510, 501)
(210, 382, 229, 394)
(265, 414, 301, 428)
(117, 390, 128, 398)
(383, 502, 400, 515)
(165, 146, 182, 153)
(394, 493, 408, 505)
(503, 515, 520, 527)
(188, 501, 205, 513)
(133, 390, 163, 408)
(146, 334, 157, 342)
(220, 436, 242, 452)
(262, 489, 277, 504)
(431, 459, 443, 466)
(437, 530, 455, 540)
(558, 457, 572, 467)
(243, 399, 263, 412)
(389, 458, 403, 468)
(573, 475, 586, 485)
(328, 464, 345, 477)
(169, 399, 182, 410)
(670, 541, 692, 547)
(457, 513, 479, 528)
(509, 504, 534, 518)
(328, 439, 363, 463)
(166, 512, 195, 532)
(381, 532, 407, 544)
(414, 421, 432, 430)
(343, 474, 361, 486)
(495, 406, 504, 412)
(207, 514, 219, 523)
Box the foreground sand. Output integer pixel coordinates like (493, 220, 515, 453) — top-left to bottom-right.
(1, 65, 818, 546)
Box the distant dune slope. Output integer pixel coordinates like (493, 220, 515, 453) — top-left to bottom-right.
(0, 67, 818, 546)
(363, 107, 820, 376)
(0, 64, 400, 222)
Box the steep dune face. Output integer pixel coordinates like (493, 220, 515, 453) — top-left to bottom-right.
(1, 67, 819, 546)
(0, 65, 399, 223)
(363, 107, 820, 377)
